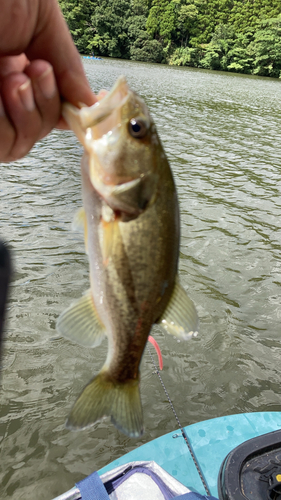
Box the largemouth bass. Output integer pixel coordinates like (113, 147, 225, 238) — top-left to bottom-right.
(57, 77, 198, 437)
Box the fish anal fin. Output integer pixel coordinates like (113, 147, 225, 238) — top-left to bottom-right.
(67, 373, 143, 438)
(56, 290, 105, 347)
(158, 276, 199, 340)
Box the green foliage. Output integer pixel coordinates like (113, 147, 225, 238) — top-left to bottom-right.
(128, 0, 164, 62)
(251, 16, 281, 77)
(175, 0, 203, 47)
(91, 0, 131, 57)
(58, 0, 97, 53)
(199, 23, 235, 70)
(168, 46, 201, 65)
(146, 0, 171, 40)
(192, 0, 233, 45)
(58, 0, 281, 77)
(196, 16, 281, 77)
(227, 31, 255, 73)
(229, 0, 281, 35)
(130, 33, 164, 62)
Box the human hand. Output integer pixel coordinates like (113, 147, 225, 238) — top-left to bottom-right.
(0, 0, 97, 162)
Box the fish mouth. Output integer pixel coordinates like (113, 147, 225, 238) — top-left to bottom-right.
(80, 76, 129, 135)
(65, 76, 130, 139)
(62, 76, 130, 145)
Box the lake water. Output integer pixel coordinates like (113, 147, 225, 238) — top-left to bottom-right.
(1, 58, 281, 499)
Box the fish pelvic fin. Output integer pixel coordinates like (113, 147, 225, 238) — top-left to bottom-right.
(56, 290, 105, 347)
(66, 372, 143, 438)
(100, 202, 120, 265)
(158, 276, 199, 340)
(101, 218, 120, 265)
(72, 207, 88, 254)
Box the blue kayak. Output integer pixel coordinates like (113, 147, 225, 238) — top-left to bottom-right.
(53, 411, 281, 500)
(82, 56, 102, 60)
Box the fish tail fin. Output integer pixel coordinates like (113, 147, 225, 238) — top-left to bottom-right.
(66, 372, 143, 438)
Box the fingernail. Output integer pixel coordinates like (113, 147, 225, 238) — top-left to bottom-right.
(37, 66, 56, 100)
(18, 79, 35, 112)
(0, 96, 5, 117)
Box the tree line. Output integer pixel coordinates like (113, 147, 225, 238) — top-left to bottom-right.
(58, 0, 281, 77)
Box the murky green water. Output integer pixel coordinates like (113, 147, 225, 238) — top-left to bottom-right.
(1, 58, 281, 499)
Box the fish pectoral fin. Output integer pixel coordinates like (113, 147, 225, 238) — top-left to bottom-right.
(56, 290, 105, 347)
(72, 207, 88, 254)
(67, 373, 143, 438)
(157, 276, 199, 340)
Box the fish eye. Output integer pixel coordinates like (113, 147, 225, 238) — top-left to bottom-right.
(129, 118, 147, 139)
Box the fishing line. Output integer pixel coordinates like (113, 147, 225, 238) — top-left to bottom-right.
(147, 345, 211, 496)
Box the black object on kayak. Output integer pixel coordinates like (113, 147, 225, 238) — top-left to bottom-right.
(0, 240, 11, 360)
(218, 428, 281, 500)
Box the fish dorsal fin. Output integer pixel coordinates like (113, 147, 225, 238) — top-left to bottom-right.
(56, 290, 105, 347)
(72, 207, 88, 255)
(158, 276, 199, 340)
